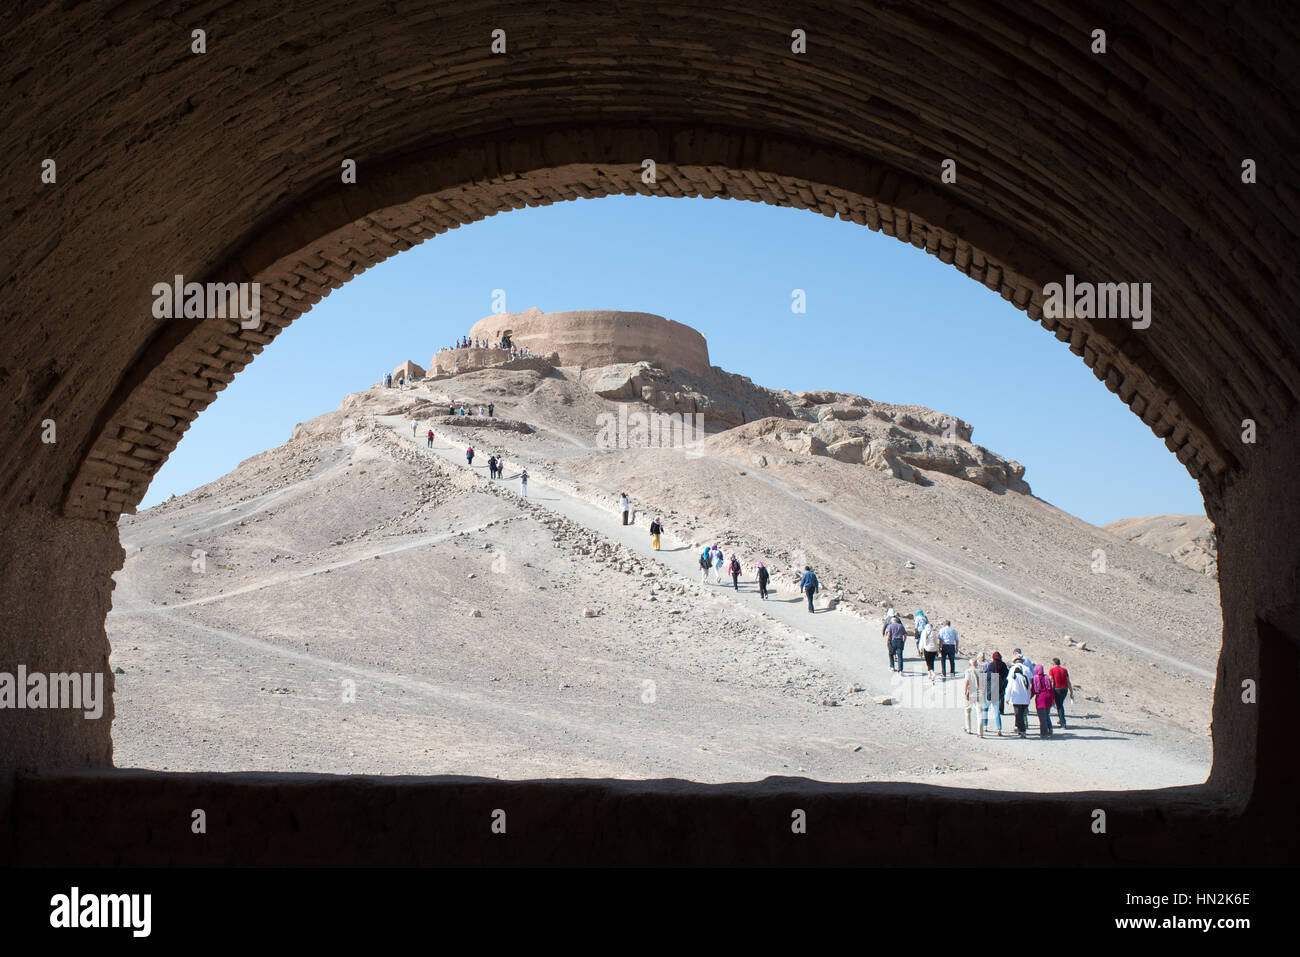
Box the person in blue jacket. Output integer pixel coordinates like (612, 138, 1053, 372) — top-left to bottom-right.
(913, 609, 930, 655)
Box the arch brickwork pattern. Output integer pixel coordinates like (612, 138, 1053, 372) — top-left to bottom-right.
(59, 129, 1243, 522)
(2, 0, 1299, 865)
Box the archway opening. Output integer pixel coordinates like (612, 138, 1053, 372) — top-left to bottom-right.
(105, 191, 1221, 791)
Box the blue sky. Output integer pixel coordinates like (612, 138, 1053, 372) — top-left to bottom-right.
(140, 195, 1203, 526)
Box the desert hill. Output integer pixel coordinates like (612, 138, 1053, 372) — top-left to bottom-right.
(109, 339, 1221, 791)
(1104, 514, 1218, 578)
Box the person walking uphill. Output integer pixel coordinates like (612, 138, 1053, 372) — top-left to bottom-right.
(728, 554, 742, 590)
(699, 545, 711, 583)
(426, 428, 434, 449)
(983, 651, 1007, 736)
(487, 455, 497, 479)
(649, 517, 663, 551)
(713, 547, 725, 585)
(1005, 655, 1033, 738)
(937, 620, 959, 677)
(619, 492, 630, 526)
(919, 620, 940, 681)
(466, 446, 475, 467)
(1048, 658, 1073, 727)
(913, 609, 930, 656)
(519, 468, 528, 497)
(885, 613, 907, 673)
(963, 658, 985, 737)
(1031, 664, 1055, 737)
(799, 566, 820, 613)
(756, 562, 769, 600)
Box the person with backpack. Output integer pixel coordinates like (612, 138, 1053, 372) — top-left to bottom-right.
(756, 562, 770, 599)
(920, 620, 941, 681)
(1048, 658, 1074, 727)
(983, 652, 1007, 736)
(699, 546, 712, 583)
(799, 565, 820, 613)
(712, 547, 725, 585)
(466, 446, 475, 467)
(487, 455, 497, 479)
(426, 428, 434, 449)
(1004, 655, 1033, 738)
(885, 613, 907, 672)
(649, 517, 662, 550)
(963, 658, 985, 737)
(1031, 664, 1055, 738)
(728, 554, 742, 590)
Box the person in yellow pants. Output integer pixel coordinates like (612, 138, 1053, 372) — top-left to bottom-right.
(649, 516, 663, 550)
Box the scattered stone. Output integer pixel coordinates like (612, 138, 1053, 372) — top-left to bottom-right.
(470, 609, 483, 618)
(582, 608, 600, 618)
(875, 695, 895, 706)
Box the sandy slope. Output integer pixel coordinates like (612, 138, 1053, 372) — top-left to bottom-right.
(1104, 514, 1218, 577)
(109, 369, 1220, 790)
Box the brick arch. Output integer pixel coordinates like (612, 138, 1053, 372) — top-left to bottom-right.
(62, 123, 1238, 520)
(3, 0, 1298, 865)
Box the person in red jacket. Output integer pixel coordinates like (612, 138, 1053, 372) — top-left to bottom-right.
(1048, 658, 1074, 728)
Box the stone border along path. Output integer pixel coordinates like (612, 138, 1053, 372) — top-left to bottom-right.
(385, 414, 1208, 791)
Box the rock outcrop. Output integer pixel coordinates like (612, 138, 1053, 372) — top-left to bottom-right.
(707, 400, 1028, 495)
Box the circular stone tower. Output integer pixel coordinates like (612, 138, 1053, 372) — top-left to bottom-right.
(468, 308, 711, 374)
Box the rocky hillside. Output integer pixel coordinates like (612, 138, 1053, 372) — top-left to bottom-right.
(584, 360, 1029, 493)
(108, 351, 1220, 790)
(1104, 514, 1218, 578)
